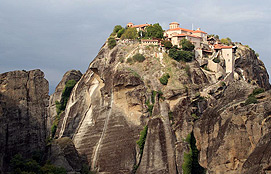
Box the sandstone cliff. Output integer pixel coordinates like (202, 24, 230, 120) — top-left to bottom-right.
(53, 39, 270, 174)
(0, 70, 49, 173)
(48, 70, 82, 134)
(1, 37, 270, 174)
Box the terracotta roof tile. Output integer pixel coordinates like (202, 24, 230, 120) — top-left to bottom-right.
(132, 24, 150, 28)
(193, 30, 207, 34)
(214, 44, 233, 49)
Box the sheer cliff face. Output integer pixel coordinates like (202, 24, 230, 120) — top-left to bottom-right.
(54, 41, 270, 174)
(0, 70, 49, 172)
(48, 70, 82, 132)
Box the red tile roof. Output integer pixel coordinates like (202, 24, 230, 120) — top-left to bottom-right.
(214, 44, 233, 49)
(166, 27, 193, 32)
(170, 22, 179, 24)
(127, 22, 133, 24)
(193, 30, 207, 34)
(132, 24, 150, 28)
(172, 33, 202, 38)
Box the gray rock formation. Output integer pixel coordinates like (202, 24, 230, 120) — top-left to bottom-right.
(1, 38, 270, 174)
(194, 82, 271, 173)
(47, 137, 87, 173)
(0, 69, 49, 173)
(54, 40, 271, 174)
(48, 70, 82, 132)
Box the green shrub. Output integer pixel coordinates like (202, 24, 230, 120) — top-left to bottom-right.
(191, 113, 199, 120)
(168, 111, 174, 123)
(10, 154, 67, 174)
(252, 88, 264, 96)
(220, 37, 232, 46)
(108, 37, 117, 49)
(203, 65, 210, 71)
(117, 28, 125, 38)
(180, 39, 195, 51)
(245, 95, 257, 105)
(182, 133, 205, 174)
(121, 27, 138, 40)
(168, 46, 194, 62)
(52, 80, 77, 138)
(244, 88, 264, 105)
(133, 53, 145, 62)
(159, 73, 170, 85)
(145, 23, 164, 39)
(55, 101, 62, 115)
(220, 81, 226, 87)
(146, 99, 154, 116)
(61, 80, 76, 109)
(51, 124, 57, 138)
(213, 57, 220, 63)
(126, 57, 133, 64)
(162, 40, 172, 49)
(178, 50, 194, 62)
(151, 90, 157, 104)
(136, 125, 148, 155)
(113, 25, 123, 34)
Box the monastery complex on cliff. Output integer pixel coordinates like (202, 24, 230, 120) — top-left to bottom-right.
(127, 22, 236, 76)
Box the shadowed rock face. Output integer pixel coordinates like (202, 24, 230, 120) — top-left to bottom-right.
(0, 69, 49, 172)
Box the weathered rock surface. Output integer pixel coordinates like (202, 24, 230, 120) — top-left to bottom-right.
(47, 137, 86, 173)
(53, 40, 271, 174)
(235, 44, 270, 90)
(0, 69, 49, 173)
(194, 81, 271, 173)
(48, 70, 82, 131)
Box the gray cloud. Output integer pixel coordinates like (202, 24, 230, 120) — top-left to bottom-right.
(0, 0, 270, 94)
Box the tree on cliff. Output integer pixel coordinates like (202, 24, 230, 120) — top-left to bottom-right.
(180, 38, 195, 51)
(145, 23, 164, 38)
(220, 37, 232, 46)
(121, 27, 138, 40)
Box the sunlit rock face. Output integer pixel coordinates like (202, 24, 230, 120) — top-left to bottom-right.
(54, 40, 271, 174)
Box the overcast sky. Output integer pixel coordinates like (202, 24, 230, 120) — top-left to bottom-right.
(0, 0, 270, 94)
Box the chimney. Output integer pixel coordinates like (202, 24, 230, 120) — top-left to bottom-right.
(197, 28, 201, 31)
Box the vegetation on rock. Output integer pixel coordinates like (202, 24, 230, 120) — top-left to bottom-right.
(169, 45, 194, 62)
(108, 37, 117, 49)
(136, 125, 148, 155)
(132, 53, 145, 62)
(180, 38, 195, 51)
(162, 40, 173, 50)
(121, 27, 138, 40)
(145, 23, 164, 39)
(182, 132, 205, 174)
(51, 80, 77, 138)
(159, 73, 170, 85)
(220, 37, 232, 46)
(245, 88, 265, 105)
(10, 154, 66, 174)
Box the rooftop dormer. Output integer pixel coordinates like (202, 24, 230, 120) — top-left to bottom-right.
(169, 22, 180, 29)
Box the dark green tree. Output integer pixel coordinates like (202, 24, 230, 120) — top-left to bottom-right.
(121, 27, 138, 39)
(163, 40, 172, 49)
(180, 39, 195, 51)
(113, 25, 123, 33)
(108, 37, 117, 49)
(117, 28, 125, 38)
(145, 23, 164, 38)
